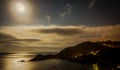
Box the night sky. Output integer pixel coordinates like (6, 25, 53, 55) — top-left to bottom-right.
(0, 0, 120, 26)
(0, 0, 120, 52)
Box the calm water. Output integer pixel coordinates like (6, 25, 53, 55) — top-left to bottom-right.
(0, 53, 119, 70)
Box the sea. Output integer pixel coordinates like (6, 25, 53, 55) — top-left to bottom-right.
(0, 53, 119, 70)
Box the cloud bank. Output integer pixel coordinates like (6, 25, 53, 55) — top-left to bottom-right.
(32, 25, 120, 40)
(0, 24, 120, 52)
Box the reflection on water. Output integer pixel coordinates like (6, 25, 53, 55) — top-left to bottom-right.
(3, 59, 31, 70)
(0, 53, 34, 70)
(0, 53, 119, 70)
(0, 53, 94, 70)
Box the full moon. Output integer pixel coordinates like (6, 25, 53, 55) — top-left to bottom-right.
(16, 3, 26, 13)
(10, 0, 33, 23)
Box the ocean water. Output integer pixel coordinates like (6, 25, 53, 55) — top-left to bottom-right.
(0, 53, 94, 70)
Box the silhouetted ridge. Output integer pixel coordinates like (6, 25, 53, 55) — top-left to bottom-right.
(58, 41, 109, 59)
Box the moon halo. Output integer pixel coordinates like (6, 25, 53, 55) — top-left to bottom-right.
(10, 0, 33, 23)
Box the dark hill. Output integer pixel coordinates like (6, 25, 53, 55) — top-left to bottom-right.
(58, 41, 109, 59)
(30, 41, 120, 64)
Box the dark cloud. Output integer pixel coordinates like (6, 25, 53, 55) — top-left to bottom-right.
(0, 32, 41, 41)
(79, 33, 101, 38)
(15, 39, 41, 41)
(0, 32, 16, 47)
(39, 28, 83, 36)
(14, 39, 42, 43)
(0, 33, 16, 40)
(0, 32, 41, 47)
